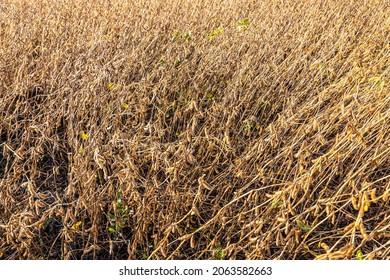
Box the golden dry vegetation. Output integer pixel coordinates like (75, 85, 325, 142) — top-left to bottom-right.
(0, 0, 389, 260)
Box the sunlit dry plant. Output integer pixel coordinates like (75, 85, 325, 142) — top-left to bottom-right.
(0, 0, 389, 260)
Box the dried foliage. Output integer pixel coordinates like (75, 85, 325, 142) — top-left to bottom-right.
(0, 0, 389, 260)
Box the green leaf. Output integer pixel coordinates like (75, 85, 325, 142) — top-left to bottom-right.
(108, 227, 115, 233)
(213, 246, 225, 260)
(171, 31, 181, 42)
(296, 219, 313, 232)
(107, 83, 115, 91)
(368, 76, 384, 89)
(205, 92, 214, 100)
(208, 27, 224, 39)
(244, 121, 254, 133)
(122, 103, 129, 109)
(71, 221, 82, 230)
(236, 18, 250, 30)
(356, 249, 363, 260)
(271, 199, 283, 208)
(80, 131, 89, 140)
(184, 32, 191, 41)
(108, 212, 116, 220)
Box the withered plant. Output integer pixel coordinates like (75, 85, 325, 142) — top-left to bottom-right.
(0, 0, 389, 259)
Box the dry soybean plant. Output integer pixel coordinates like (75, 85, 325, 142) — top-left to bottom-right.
(0, 0, 389, 259)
